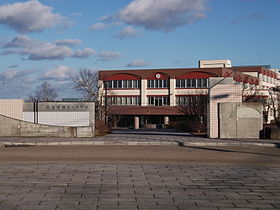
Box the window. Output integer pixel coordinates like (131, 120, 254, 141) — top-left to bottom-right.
(186, 79, 191, 87)
(148, 96, 169, 106)
(176, 95, 207, 106)
(176, 79, 208, 88)
(202, 79, 208, 87)
(105, 80, 140, 89)
(107, 97, 140, 106)
(147, 80, 169, 88)
(197, 79, 202, 87)
(123, 80, 127, 88)
(191, 79, 196, 88)
(117, 80, 122, 88)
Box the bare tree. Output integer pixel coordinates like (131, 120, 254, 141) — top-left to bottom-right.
(177, 95, 208, 132)
(72, 69, 106, 120)
(268, 86, 280, 127)
(242, 79, 280, 127)
(28, 81, 58, 102)
(72, 69, 99, 102)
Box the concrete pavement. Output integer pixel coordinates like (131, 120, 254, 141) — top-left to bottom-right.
(1, 145, 280, 166)
(0, 129, 279, 148)
(0, 143, 280, 209)
(0, 163, 279, 210)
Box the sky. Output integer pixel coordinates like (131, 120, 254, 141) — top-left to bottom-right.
(0, 0, 279, 99)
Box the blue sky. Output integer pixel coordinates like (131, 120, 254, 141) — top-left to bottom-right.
(0, 0, 279, 99)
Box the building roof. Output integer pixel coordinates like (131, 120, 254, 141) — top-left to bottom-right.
(99, 66, 263, 84)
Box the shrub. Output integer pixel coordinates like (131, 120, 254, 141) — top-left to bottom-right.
(95, 120, 111, 136)
(169, 116, 206, 133)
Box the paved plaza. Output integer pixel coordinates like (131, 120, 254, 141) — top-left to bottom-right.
(0, 129, 280, 209)
(0, 144, 279, 210)
(0, 163, 280, 210)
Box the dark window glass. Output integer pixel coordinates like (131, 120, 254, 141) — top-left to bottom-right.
(176, 79, 180, 88)
(181, 79, 185, 87)
(202, 79, 208, 87)
(186, 79, 191, 87)
(113, 80, 117, 88)
(148, 80, 169, 88)
(117, 81, 122, 88)
(197, 79, 202, 87)
(163, 80, 167, 87)
(123, 80, 127, 88)
(128, 80, 132, 88)
(148, 97, 169, 106)
(191, 79, 196, 87)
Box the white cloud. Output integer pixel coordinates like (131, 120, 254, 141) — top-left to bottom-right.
(126, 59, 151, 67)
(54, 39, 82, 47)
(0, 69, 35, 83)
(3, 35, 34, 48)
(90, 21, 123, 31)
(2, 35, 96, 60)
(118, 0, 208, 31)
(97, 51, 121, 61)
(90, 22, 108, 31)
(0, 0, 65, 33)
(40, 65, 75, 80)
(26, 43, 73, 60)
(72, 48, 96, 58)
(116, 26, 138, 39)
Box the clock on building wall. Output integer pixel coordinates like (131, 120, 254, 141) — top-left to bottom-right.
(155, 73, 161, 79)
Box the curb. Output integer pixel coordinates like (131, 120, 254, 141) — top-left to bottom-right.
(0, 141, 179, 147)
(183, 142, 279, 148)
(0, 141, 279, 148)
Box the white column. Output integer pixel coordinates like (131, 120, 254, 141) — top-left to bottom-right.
(141, 79, 147, 106)
(98, 80, 105, 106)
(134, 116, 140, 129)
(164, 116, 169, 125)
(169, 78, 176, 106)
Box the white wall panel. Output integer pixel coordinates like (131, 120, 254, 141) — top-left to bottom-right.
(23, 112, 90, 127)
(108, 89, 140, 96)
(23, 112, 34, 123)
(146, 89, 169, 95)
(0, 99, 23, 120)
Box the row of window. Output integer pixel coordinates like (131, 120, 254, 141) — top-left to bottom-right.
(148, 96, 169, 106)
(261, 75, 276, 84)
(176, 79, 208, 88)
(107, 97, 141, 106)
(176, 96, 208, 106)
(105, 79, 209, 89)
(106, 80, 140, 89)
(107, 96, 207, 106)
(147, 80, 169, 88)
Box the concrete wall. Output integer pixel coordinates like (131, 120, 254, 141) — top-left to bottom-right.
(219, 102, 262, 138)
(23, 102, 95, 127)
(0, 99, 23, 120)
(207, 77, 243, 138)
(0, 114, 94, 138)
